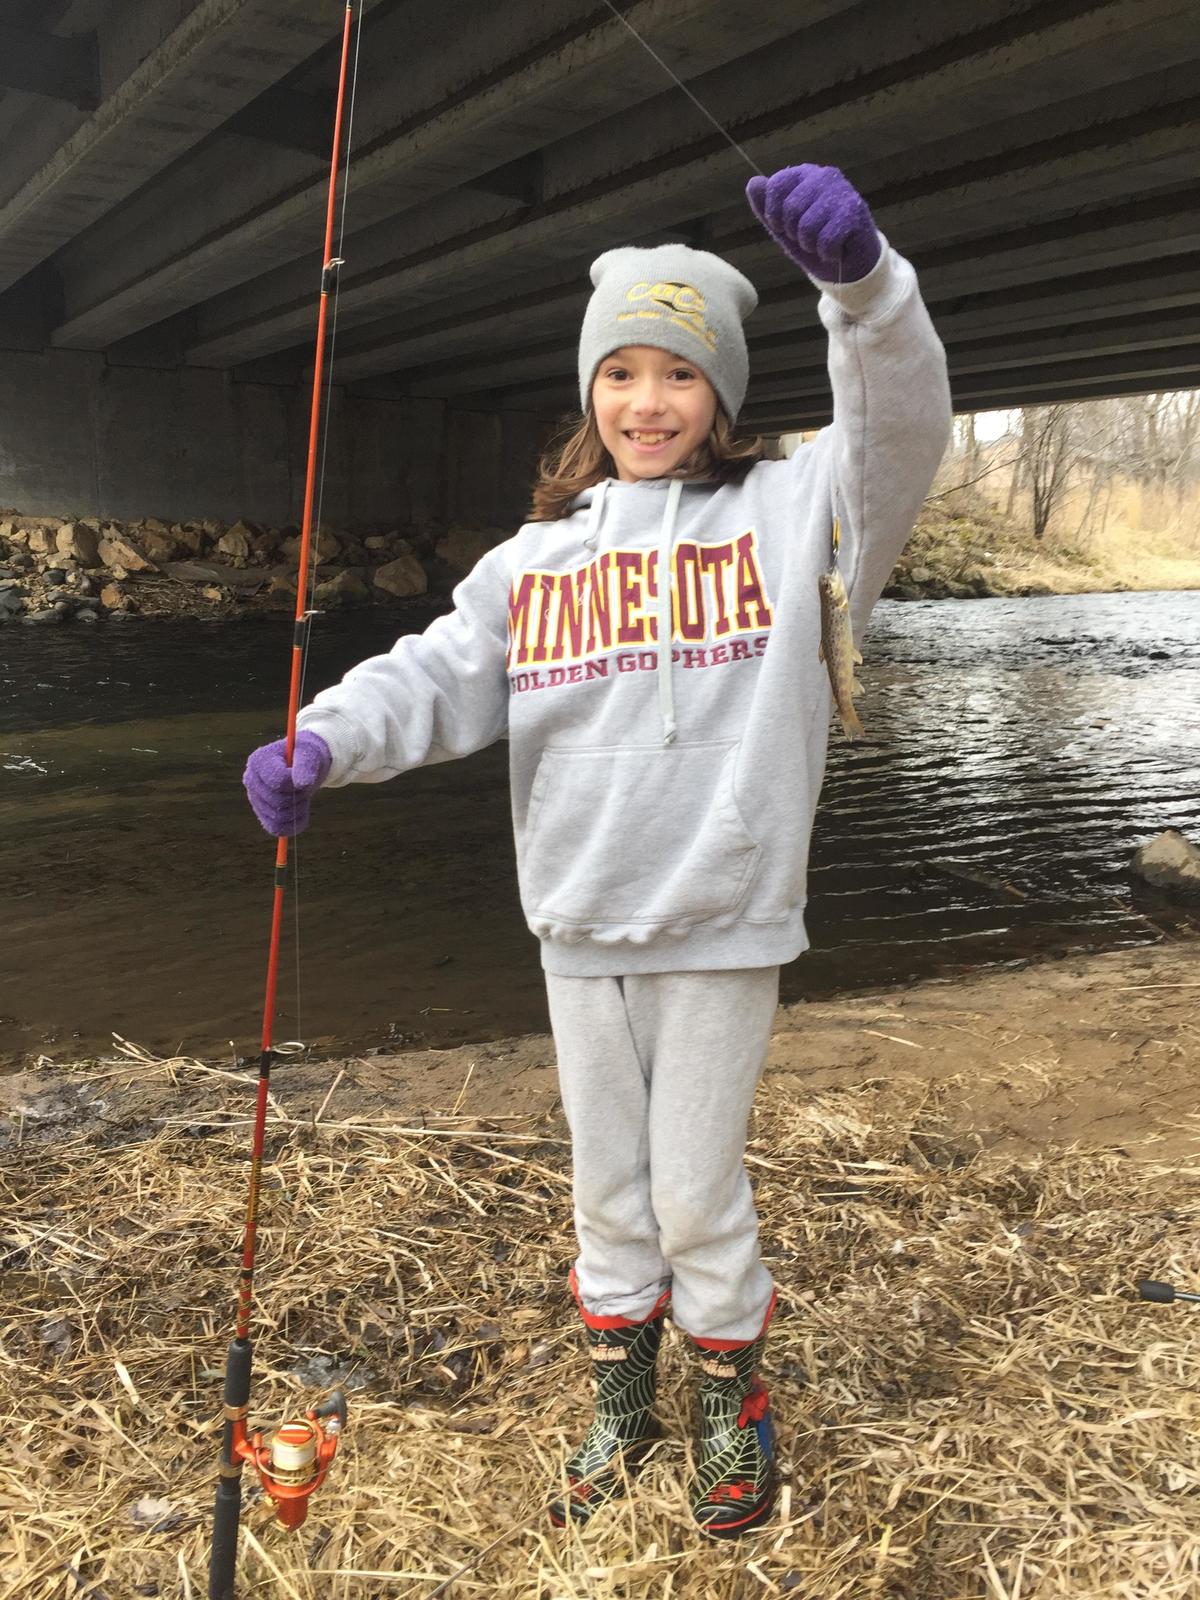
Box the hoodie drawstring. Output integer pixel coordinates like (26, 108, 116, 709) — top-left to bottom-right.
(581, 475, 682, 746)
(655, 478, 683, 745)
(582, 478, 608, 552)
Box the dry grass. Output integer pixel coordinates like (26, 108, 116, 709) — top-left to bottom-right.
(2, 1042, 1199, 1599)
(910, 458, 1200, 597)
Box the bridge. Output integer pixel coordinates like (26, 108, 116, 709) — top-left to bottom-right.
(1, 0, 1196, 525)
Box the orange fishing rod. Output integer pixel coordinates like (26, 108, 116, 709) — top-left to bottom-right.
(209, 7, 358, 1596)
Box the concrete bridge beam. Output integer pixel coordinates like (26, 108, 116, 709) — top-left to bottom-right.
(0, 22, 100, 111)
(181, 0, 1199, 368)
(344, 208, 1200, 403)
(48, 0, 831, 350)
(744, 362, 1200, 431)
(0, 0, 358, 297)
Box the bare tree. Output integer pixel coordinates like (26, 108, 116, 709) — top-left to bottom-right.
(1005, 453, 1026, 518)
(955, 412, 981, 478)
(937, 392, 1200, 549)
(1022, 406, 1073, 540)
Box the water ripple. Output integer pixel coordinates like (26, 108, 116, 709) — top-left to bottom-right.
(1, 588, 1196, 1056)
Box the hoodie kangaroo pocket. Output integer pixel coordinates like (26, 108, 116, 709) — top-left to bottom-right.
(520, 742, 759, 930)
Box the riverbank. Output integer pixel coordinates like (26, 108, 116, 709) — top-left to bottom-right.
(3, 942, 1198, 1598)
(4, 585, 1197, 1067)
(4, 494, 1199, 629)
(6, 941, 1197, 1158)
(886, 493, 1200, 601)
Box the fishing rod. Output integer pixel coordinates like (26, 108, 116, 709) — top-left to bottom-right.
(208, 6, 360, 1597)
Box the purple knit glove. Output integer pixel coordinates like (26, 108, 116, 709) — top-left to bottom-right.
(243, 730, 332, 837)
(746, 164, 881, 283)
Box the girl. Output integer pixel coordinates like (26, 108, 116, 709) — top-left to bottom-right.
(245, 164, 951, 1538)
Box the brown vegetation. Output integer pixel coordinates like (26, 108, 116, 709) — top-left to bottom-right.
(3, 943, 1199, 1597)
(889, 393, 1200, 600)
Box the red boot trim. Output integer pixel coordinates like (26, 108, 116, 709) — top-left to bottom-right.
(699, 1491, 776, 1533)
(569, 1266, 671, 1331)
(686, 1287, 778, 1352)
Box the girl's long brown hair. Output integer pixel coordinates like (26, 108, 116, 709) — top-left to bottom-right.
(529, 409, 765, 522)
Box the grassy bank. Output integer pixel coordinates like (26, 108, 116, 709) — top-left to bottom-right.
(888, 478, 1200, 602)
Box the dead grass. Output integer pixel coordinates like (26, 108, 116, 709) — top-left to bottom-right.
(3, 1040, 1199, 1599)
(907, 482, 1200, 597)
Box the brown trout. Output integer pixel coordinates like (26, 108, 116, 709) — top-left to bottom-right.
(818, 565, 865, 740)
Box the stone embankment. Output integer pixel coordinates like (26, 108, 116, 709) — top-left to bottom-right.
(884, 499, 1065, 602)
(5, 492, 1193, 625)
(882, 560, 1057, 602)
(0, 502, 1038, 624)
(0, 510, 500, 625)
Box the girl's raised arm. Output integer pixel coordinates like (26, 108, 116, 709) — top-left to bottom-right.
(815, 241, 951, 638)
(748, 165, 952, 637)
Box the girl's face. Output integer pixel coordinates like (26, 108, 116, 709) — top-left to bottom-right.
(591, 345, 719, 483)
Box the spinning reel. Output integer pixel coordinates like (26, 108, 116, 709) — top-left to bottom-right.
(230, 1390, 348, 1531)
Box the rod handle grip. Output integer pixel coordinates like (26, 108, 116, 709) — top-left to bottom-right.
(209, 1477, 241, 1600)
(209, 1338, 253, 1599)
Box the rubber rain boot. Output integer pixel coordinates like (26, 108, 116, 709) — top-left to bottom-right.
(685, 1327, 776, 1537)
(549, 1270, 669, 1527)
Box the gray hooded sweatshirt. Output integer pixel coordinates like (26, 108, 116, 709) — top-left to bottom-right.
(296, 241, 951, 978)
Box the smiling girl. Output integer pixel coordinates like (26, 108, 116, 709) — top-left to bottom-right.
(243, 164, 951, 1537)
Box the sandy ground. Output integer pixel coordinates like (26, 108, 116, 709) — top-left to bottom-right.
(7, 941, 1197, 1162)
(355, 941, 1200, 1163)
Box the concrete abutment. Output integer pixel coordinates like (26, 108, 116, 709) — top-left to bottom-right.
(0, 346, 547, 531)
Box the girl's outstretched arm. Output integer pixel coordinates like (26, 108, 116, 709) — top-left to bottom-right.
(294, 542, 513, 785)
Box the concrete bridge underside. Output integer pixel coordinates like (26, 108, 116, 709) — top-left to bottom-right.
(0, 0, 1197, 523)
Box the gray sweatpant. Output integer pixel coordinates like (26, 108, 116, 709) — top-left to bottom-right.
(545, 966, 779, 1344)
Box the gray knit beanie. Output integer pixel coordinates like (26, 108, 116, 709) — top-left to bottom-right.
(578, 244, 758, 422)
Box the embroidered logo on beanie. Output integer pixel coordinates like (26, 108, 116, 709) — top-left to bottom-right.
(618, 280, 718, 352)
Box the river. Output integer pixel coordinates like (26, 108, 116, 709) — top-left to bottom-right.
(2, 589, 1197, 1066)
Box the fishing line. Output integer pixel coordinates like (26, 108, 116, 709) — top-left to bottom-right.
(599, 0, 764, 175)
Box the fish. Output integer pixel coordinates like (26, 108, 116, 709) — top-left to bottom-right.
(818, 564, 865, 740)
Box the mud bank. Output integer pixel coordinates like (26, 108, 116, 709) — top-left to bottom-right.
(7, 942, 1197, 1162)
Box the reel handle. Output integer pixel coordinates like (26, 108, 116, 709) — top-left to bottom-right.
(313, 1388, 348, 1431)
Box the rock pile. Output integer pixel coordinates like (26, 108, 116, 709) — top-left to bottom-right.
(0, 510, 500, 625)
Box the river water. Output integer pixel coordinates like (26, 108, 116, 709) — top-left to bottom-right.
(2, 590, 1197, 1065)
